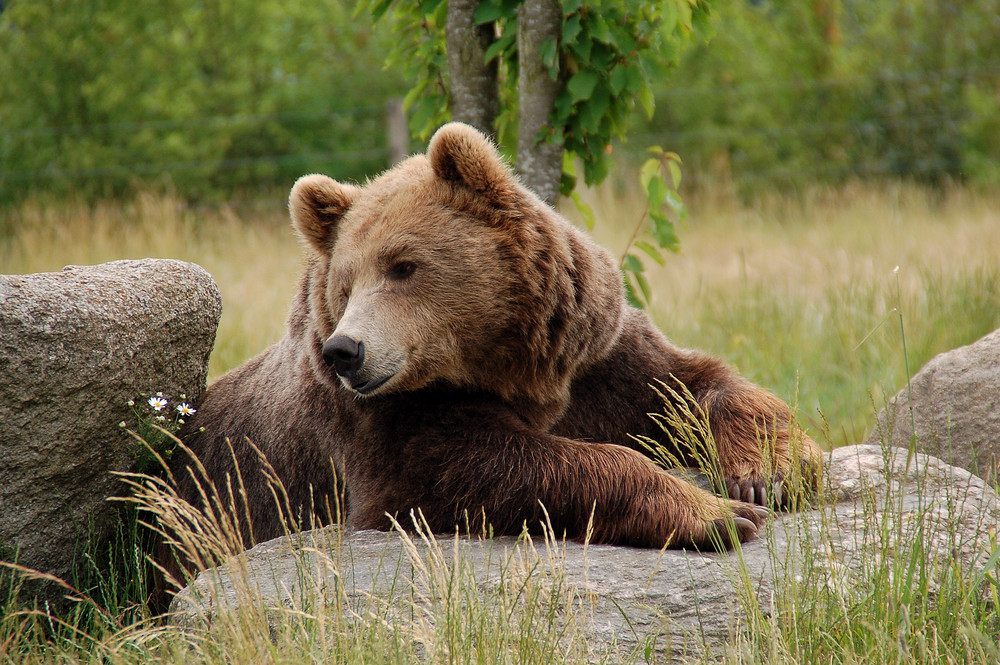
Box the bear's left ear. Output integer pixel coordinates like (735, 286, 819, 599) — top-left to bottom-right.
(289, 174, 361, 254)
(428, 123, 518, 203)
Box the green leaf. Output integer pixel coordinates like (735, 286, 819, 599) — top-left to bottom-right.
(609, 65, 628, 95)
(569, 191, 595, 230)
(692, 4, 714, 41)
(552, 89, 573, 123)
(589, 42, 615, 69)
(563, 14, 582, 43)
(635, 270, 653, 305)
(623, 275, 643, 309)
(666, 189, 688, 222)
(567, 69, 600, 103)
(562, 150, 577, 179)
(639, 157, 660, 191)
(634, 240, 666, 266)
(650, 209, 680, 252)
(646, 174, 668, 210)
(639, 83, 655, 119)
(667, 160, 682, 189)
(569, 35, 592, 62)
(622, 253, 643, 273)
(484, 29, 516, 64)
(370, 0, 395, 22)
(419, 0, 445, 16)
(578, 81, 610, 133)
(624, 64, 643, 94)
(473, 1, 502, 25)
(539, 37, 558, 75)
(591, 15, 613, 44)
(609, 23, 636, 53)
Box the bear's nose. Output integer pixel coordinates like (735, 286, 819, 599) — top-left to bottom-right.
(322, 335, 365, 378)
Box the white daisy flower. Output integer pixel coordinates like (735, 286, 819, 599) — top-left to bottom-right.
(176, 403, 196, 416)
(148, 396, 168, 411)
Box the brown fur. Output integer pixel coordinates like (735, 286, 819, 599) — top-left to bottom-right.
(173, 123, 820, 561)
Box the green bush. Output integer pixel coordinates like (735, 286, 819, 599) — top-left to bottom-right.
(0, 0, 405, 205)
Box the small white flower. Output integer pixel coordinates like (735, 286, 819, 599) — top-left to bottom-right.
(119, 421, 127, 428)
(180, 393, 187, 400)
(176, 403, 196, 416)
(156, 391, 164, 397)
(127, 399, 135, 407)
(148, 396, 168, 411)
(156, 415, 166, 422)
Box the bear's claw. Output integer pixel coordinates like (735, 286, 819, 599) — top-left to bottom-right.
(725, 456, 820, 510)
(705, 514, 759, 548)
(711, 500, 771, 547)
(726, 475, 780, 507)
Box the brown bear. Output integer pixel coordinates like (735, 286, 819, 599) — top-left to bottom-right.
(173, 122, 821, 554)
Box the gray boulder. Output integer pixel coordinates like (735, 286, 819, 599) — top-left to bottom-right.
(865, 327, 1000, 481)
(169, 444, 998, 663)
(0, 259, 221, 602)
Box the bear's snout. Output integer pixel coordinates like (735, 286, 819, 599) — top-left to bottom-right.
(323, 334, 365, 379)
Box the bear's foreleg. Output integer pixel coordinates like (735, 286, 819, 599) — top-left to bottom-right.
(554, 309, 822, 510)
(420, 429, 770, 551)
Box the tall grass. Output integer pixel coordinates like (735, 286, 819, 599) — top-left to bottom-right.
(3, 412, 998, 664)
(572, 180, 1000, 446)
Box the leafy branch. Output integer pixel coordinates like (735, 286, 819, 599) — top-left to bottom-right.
(620, 148, 686, 308)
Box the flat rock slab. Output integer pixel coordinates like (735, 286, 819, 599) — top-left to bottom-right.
(1, 259, 221, 601)
(866, 326, 1000, 481)
(170, 444, 999, 662)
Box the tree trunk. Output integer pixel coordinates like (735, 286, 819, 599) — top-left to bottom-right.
(446, 0, 498, 137)
(516, 0, 563, 207)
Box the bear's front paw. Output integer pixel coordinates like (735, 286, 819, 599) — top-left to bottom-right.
(725, 458, 820, 510)
(695, 501, 769, 550)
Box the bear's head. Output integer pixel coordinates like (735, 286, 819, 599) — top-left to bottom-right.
(289, 122, 625, 427)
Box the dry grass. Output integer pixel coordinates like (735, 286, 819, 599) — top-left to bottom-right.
(3, 181, 999, 445)
(0, 192, 300, 379)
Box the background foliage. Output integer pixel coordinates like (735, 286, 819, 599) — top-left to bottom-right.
(641, 0, 1000, 192)
(2, 0, 999, 207)
(0, 0, 404, 204)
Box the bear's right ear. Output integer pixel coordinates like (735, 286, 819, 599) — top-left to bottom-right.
(428, 123, 518, 204)
(289, 174, 361, 254)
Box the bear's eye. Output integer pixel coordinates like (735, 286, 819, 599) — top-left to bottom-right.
(387, 261, 416, 280)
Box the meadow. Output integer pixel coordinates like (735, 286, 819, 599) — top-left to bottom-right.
(3, 180, 999, 448)
(1, 181, 999, 664)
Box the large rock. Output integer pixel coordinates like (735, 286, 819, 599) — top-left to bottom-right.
(169, 445, 998, 662)
(0, 259, 221, 602)
(865, 327, 1000, 481)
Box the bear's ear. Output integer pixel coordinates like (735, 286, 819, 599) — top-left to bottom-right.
(289, 174, 361, 254)
(428, 123, 517, 202)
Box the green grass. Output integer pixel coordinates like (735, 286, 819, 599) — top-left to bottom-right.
(2, 180, 999, 663)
